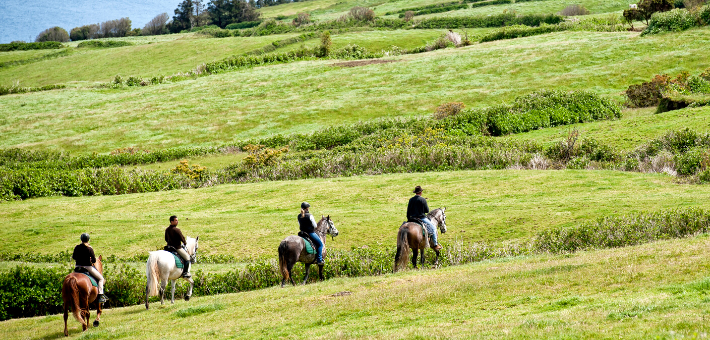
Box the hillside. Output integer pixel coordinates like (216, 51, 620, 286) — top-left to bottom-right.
(3, 235, 710, 339)
(2, 0, 710, 336)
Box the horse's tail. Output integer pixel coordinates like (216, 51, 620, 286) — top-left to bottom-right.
(63, 276, 85, 326)
(145, 253, 160, 297)
(394, 226, 411, 272)
(278, 242, 290, 282)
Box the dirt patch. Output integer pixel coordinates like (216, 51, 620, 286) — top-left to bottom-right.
(332, 59, 399, 68)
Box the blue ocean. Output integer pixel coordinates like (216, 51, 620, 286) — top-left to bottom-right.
(0, 0, 181, 43)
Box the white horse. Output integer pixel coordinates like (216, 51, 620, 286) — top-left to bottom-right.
(145, 236, 198, 309)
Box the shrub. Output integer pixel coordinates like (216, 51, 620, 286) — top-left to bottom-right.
(559, 4, 591, 16)
(69, 24, 100, 41)
(434, 102, 466, 119)
(426, 36, 452, 51)
(225, 21, 261, 29)
(625, 74, 670, 107)
(674, 147, 710, 175)
(0, 41, 62, 51)
(0, 265, 66, 320)
(624, 8, 644, 28)
(293, 12, 311, 26)
(698, 4, 710, 24)
(642, 7, 698, 34)
(404, 11, 415, 21)
(319, 31, 332, 57)
(480, 24, 566, 43)
(638, 0, 675, 24)
(35, 26, 70, 42)
(77, 40, 133, 48)
(350, 7, 376, 21)
(171, 160, 208, 180)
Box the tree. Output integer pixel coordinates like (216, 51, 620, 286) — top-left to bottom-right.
(192, 0, 211, 27)
(170, 0, 195, 33)
(70, 24, 99, 41)
(623, 8, 643, 29)
(208, 0, 260, 28)
(98, 18, 132, 38)
(35, 27, 69, 42)
(638, 0, 674, 24)
(143, 13, 170, 35)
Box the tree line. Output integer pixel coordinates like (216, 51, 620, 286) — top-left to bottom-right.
(33, 0, 262, 42)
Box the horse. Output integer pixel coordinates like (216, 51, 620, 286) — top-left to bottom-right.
(62, 255, 104, 336)
(278, 215, 339, 287)
(394, 208, 448, 272)
(144, 236, 198, 309)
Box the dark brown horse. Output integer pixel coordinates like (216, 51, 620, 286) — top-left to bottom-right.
(394, 208, 447, 272)
(62, 255, 104, 336)
(278, 215, 339, 287)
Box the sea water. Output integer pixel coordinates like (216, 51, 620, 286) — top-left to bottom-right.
(0, 0, 181, 43)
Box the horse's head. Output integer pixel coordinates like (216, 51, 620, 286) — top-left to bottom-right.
(186, 236, 199, 264)
(95, 255, 104, 274)
(319, 215, 339, 239)
(431, 208, 447, 234)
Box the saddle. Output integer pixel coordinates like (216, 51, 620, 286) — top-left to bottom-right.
(164, 245, 188, 273)
(73, 267, 98, 287)
(297, 231, 317, 255)
(405, 217, 433, 247)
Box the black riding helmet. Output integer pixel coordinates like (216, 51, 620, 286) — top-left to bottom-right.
(301, 202, 310, 209)
(80, 233, 90, 243)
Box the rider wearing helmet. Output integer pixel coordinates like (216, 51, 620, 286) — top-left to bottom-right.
(407, 186, 442, 250)
(73, 233, 108, 303)
(298, 202, 324, 265)
(165, 215, 191, 278)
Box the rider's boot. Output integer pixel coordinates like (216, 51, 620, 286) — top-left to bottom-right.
(182, 262, 192, 278)
(433, 244, 443, 251)
(98, 294, 109, 303)
(315, 257, 324, 265)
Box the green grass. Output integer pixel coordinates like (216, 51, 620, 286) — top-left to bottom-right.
(413, 0, 637, 18)
(0, 261, 246, 274)
(3, 235, 710, 338)
(1, 28, 709, 154)
(0, 33, 299, 87)
(1, 169, 709, 259)
(280, 28, 455, 52)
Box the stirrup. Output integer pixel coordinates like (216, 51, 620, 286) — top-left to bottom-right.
(98, 294, 109, 303)
(182, 272, 192, 278)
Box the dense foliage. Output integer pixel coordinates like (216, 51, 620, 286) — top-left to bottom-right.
(0, 41, 63, 51)
(77, 40, 134, 48)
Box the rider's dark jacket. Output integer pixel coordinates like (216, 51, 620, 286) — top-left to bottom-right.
(165, 225, 187, 249)
(298, 213, 316, 233)
(72, 243, 96, 266)
(407, 195, 429, 220)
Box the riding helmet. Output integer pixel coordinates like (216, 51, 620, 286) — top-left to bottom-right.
(301, 202, 310, 209)
(80, 233, 90, 243)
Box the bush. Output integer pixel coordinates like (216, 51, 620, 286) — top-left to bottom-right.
(559, 4, 591, 16)
(70, 24, 100, 41)
(77, 40, 133, 48)
(642, 8, 698, 34)
(416, 13, 564, 29)
(350, 7, 376, 21)
(434, 102, 466, 119)
(35, 26, 70, 42)
(674, 147, 710, 175)
(625, 74, 670, 107)
(0, 265, 66, 320)
(293, 12, 311, 26)
(698, 4, 710, 24)
(479, 24, 566, 43)
(0, 41, 62, 51)
(225, 21, 262, 29)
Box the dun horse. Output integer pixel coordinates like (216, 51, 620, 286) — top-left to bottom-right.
(394, 208, 448, 272)
(278, 215, 339, 287)
(145, 236, 198, 309)
(62, 255, 104, 336)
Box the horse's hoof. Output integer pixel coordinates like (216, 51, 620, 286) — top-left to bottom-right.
(185, 296, 190, 301)
(93, 320, 100, 327)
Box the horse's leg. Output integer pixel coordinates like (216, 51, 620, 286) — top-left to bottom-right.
(63, 304, 69, 336)
(170, 279, 176, 304)
(434, 249, 441, 267)
(420, 249, 425, 266)
(159, 279, 167, 305)
(93, 299, 101, 327)
(288, 261, 296, 286)
(318, 264, 324, 281)
(185, 277, 194, 301)
(302, 264, 311, 285)
(81, 294, 89, 331)
(145, 283, 150, 310)
(411, 249, 418, 269)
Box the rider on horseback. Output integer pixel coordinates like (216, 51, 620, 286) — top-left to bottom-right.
(165, 215, 191, 278)
(298, 202, 324, 265)
(407, 186, 442, 251)
(73, 233, 108, 303)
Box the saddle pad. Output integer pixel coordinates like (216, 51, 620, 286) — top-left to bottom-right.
(172, 252, 184, 269)
(300, 237, 315, 255)
(80, 272, 98, 287)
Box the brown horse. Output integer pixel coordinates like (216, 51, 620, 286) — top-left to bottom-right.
(62, 255, 104, 336)
(278, 215, 339, 287)
(394, 208, 448, 272)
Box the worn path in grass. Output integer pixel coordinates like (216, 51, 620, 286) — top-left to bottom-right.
(0, 169, 706, 259)
(1, 28, 709, 154)
(3, 235, 709, 339)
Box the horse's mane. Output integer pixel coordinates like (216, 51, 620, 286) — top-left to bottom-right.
(185, 237, 197, 254)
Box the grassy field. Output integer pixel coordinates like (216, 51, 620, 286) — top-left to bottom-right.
(3, 235, 710, 339)
(1, 28, 709, 154)
(1, 169, 708, 259)
(415, 0, 638, 19)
